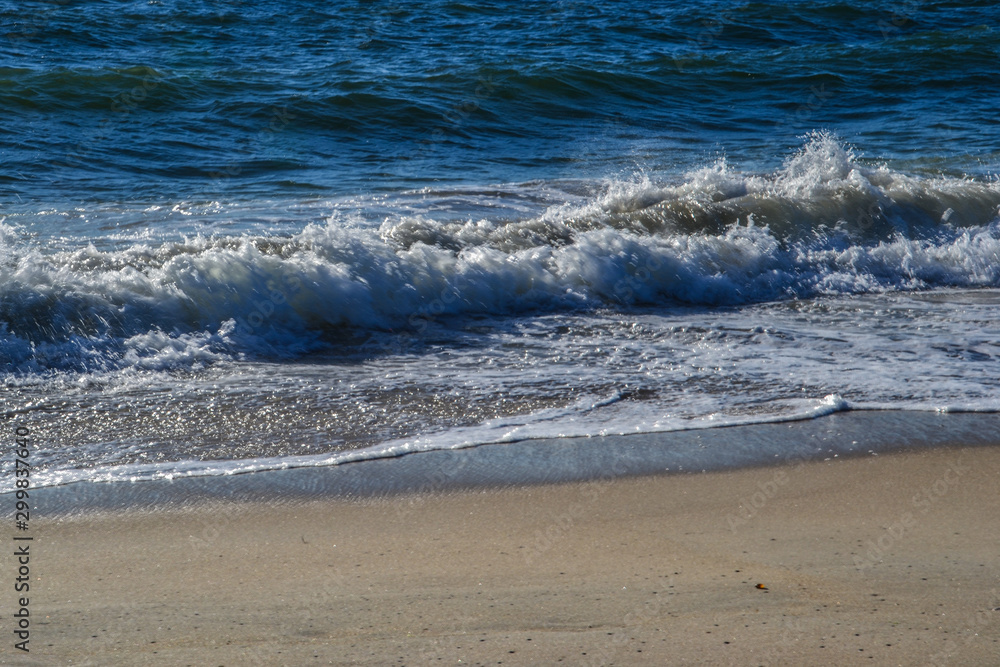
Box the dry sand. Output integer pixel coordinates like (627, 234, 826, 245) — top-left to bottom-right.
(12, 445, 1000, 666)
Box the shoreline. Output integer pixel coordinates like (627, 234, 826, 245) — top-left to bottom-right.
(23, 409, 1000, 514)
(23, 443, 1000, 665)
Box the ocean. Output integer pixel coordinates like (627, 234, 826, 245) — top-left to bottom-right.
(2, 0, 999, 493)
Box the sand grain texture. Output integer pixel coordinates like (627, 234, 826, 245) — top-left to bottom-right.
(11, 446, 1000, 666)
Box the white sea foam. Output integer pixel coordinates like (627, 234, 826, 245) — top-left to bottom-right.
(4, 285, 1000, 493)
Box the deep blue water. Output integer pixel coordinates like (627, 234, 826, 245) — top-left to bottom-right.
(3, 0, 998, 205)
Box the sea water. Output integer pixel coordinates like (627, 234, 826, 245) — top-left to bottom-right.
(2, 0, 999, 491)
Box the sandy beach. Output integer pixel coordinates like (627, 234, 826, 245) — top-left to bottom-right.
(17, 444, 1000, 666)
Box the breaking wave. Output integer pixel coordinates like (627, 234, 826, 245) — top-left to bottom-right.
(3, 134, 1000, 373)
